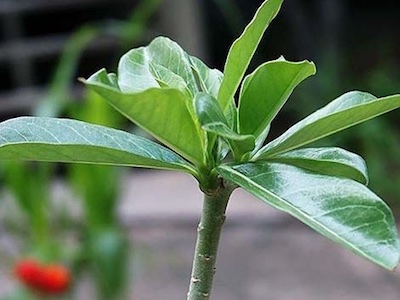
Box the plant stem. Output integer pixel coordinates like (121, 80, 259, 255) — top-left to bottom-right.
(187, 179, 235, 300)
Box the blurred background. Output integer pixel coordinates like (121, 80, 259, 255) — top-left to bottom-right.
(0, 0, 399, 299)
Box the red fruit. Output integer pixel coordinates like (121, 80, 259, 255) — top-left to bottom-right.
(38, 264, 70, 294)
(14, 259, 42, 289)
(14, 259, 70, 295)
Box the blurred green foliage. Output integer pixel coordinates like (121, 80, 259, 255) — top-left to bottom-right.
(0, 0, 162, 298)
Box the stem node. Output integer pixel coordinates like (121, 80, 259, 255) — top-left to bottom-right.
(191, 277, 201, 283)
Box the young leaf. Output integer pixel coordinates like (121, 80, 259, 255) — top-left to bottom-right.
(203, 122, 255, 159)
(189, 56, 223, 98)
(225, 101, 238, 130)
(238, 59, 316, 137)
(269, 147, 368, 184)
(194, 92, 228, 128)
(255, 92, 400, 158)
(150, 63, 192, 98)
(194, 93, 255, 158)
(118, 36, 198, 95)
(218, 0, 284, 110)
(85, 70, 205, 165)
(115, 47, 158, 92)
(0, 117, 194, 173)
(218, 162, 400, 270)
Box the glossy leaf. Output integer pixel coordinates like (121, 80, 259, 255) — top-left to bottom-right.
(150, 63, 192, 98)
(218, 0, 283, 110)
(0, 117, 193, 173)
(270, 147, 368, 184)
(225, 101, 238, 130)
(256, 92, 400, 158)
(189, 56, 223, 98)
(238, 59, 316, 136)
(194, 92, 228, 128)
(85, 69, 204, 165)
(118, 36, 197, 95)
(218, 162, 400, 270)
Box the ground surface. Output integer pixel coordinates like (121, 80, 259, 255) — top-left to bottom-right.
(1, 170, 400, 299)
(122, 171, 400, 300)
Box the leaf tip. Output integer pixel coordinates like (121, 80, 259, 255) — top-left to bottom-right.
(77, 77, 87, 84)
(300, 60, 317, 75)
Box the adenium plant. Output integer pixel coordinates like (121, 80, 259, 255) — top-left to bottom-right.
(1, 0, 400, 298)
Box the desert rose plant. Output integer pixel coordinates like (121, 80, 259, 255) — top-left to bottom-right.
(0, 0, 400, 299)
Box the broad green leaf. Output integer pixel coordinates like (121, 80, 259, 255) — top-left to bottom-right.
(145, 37, 198, 94)
(0, 117, 194, 173)
(150, 63, 192, 98)
(239, 59, 316, 136)
(270, 147, 368, 184)
(189, 56, 223, 98)
(218, 162, 400, 270)
(86, 69, 205, 165)
(218, 0, 283, 110)
(117, 47, 158, 92)
(255, 92, 400, 158)
(194, 93, 255, 158)
(118, 36, 198, 95)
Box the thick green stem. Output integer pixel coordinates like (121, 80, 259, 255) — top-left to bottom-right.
(187, 180, 235, 300)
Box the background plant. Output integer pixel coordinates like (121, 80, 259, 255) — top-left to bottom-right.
(0, 1, 161, 298)
(0, 0, 399, 299)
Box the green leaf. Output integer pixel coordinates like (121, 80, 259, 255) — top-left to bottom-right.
(194, 93, 255, 158)
(239, 59, 316, 136)
(270, 147, 368, 184)
(118, 36, 198, 95)
(218, 162, 400, 270)
(225, 100, 238, 130)
(218, 0, 283, 110)
(0, 117, 194, 173)
(189, 56, 223, 98)
(194, 92, 228, 128)
(203, 122, 255, 159)
(255, 92, 400, 158)
(254, 124, 270, 152)
(150, 63, 192, 98)
(85, 70, 205, 165)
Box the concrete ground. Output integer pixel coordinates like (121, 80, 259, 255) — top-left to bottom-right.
(120, 170, 400, 300)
